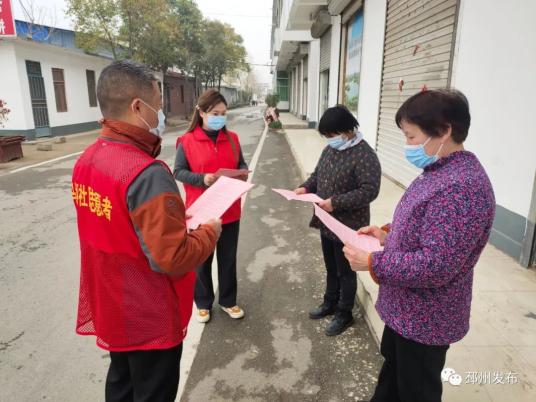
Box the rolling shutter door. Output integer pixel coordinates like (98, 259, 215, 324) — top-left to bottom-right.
(376, 0, 459, 187)
(320, 27, 332, 72)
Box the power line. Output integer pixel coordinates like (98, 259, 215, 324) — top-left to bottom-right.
(204, 13, 271, 19)
(248, 63, 275, 67)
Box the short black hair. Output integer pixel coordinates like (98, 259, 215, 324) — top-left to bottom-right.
(97, 60, 157, 118)
(395, 89, 471, 143)
(318, 105, 359, 137)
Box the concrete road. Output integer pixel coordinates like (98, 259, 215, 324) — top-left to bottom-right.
(0, 106, 382, 402)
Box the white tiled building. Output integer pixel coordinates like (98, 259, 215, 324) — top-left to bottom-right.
(0, 20, 111, 140)
(271, 0, 536, 267)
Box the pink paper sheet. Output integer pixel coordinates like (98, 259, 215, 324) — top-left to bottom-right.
(186, 176, 254, 230)
(215, 168, 251, 178)
(272, 188, 324, 203)
(313, 204, 382, 252)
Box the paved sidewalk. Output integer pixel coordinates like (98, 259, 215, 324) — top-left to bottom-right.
(0, 124, 189, 176)
(279, 112, 308, 129)
(282, 117, 536, 402)
(0, 130, 99, 175)
(0, 108, 257, 176)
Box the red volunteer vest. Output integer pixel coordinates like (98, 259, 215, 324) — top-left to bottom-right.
(72, 137, 195, 352)
(177, 125, 242, 224)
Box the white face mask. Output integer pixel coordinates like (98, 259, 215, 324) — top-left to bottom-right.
(133, 99, 165, 137)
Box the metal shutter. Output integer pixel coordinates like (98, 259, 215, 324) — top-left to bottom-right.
(320, 27, 332, 72)
(376, 0, 459, 187)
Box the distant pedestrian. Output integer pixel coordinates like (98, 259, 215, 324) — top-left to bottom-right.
(174, 89, 248, 324)
(71, 60, 221, 402)
(343, 89, 496, 402)
(264, 106, 279, 125)
(294, 105, 381, 336)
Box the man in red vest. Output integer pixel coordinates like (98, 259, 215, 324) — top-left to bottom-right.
(71, 60, 221, 402)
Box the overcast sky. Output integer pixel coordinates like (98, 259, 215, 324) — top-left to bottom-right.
(12, 0, 273, 86)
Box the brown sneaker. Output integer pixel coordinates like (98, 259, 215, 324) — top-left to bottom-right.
(221, 305, 245, 319)
(196, 309, 211, 323)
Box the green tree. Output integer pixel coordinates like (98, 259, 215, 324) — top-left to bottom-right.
(67, 0, 182, 65)
(199, 20, 248, 91)
(66, 0, 123, 59)
(67, 0, 184, 108)
(265, 94, 279, 108)
(67, 0, 248, 99)
(121, 0, 181, 96)
(169, 0, 205, 96)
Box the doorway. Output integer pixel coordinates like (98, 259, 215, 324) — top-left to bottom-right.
(25, 60, 51, 138)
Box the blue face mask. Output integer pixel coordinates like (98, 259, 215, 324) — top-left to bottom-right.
(207, 115, 227, 131)
(404, 137, 443, 169)
(327, 135, 348, 149)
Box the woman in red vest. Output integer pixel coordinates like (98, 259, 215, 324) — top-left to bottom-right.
(174, 89, 248, 323)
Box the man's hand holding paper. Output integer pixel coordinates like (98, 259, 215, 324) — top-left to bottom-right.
(204, 218, 222, 239)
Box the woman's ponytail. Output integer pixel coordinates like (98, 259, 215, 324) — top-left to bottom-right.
(186, 105, 203, 133)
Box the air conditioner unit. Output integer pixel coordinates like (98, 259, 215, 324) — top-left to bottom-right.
(328, 0, 352, 15)
(310, 9, 331, 39)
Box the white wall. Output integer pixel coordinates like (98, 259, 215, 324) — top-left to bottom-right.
(307, 39, 320, 124)
(288, 69, 292, 112)
(0, 41, 30, 130)
(299, 59, 305, 117)
(292, 66, 296, 114)
(281, 0, 292, 31)
(219, 87, 239, 106)
(12, 40, 109, 131)
(357, 0, 387, 148)
(296, 63, 302, 115)
(328, 15, 342, 107)
(451, 0, 536, 218)
(292, 65, 300, 115)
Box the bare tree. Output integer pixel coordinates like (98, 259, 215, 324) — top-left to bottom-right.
(17, 0, 58, 40)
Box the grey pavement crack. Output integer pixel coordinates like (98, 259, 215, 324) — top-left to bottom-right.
(0, 331, 25, 352)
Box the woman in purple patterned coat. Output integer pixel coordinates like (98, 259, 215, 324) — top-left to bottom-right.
(343, 89, 495, 402)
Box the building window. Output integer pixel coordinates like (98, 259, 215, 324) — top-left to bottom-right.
(52, 68, 67, 112)
(180, 85, 185, 103)
(276, 71, 288, 102)
(86, 70, 97, 107)
(342, 12, 364, 113)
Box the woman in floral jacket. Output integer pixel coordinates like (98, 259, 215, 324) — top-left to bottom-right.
(344, 89, 495, 402)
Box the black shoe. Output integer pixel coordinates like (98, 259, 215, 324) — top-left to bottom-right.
(308, 303, 336, 319)
(325, 315, 354, 336)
